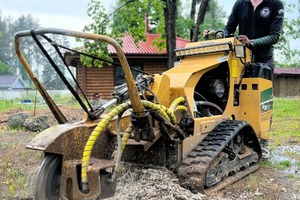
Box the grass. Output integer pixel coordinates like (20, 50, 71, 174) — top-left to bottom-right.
(0, 94, 83, 113)
(0, 130, 41, 199)
(270, 97, 300, 146)
(262, 159, 292, 170)
(0, 158, 27, 198)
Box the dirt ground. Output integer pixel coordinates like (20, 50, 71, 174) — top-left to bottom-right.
(0, 107, 299, 200)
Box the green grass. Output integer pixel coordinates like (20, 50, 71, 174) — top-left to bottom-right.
(270, 97, 300, 145)
(262, 159, 292, 170)
(0, 158, 27, 198)
(0, 95, 83, 113)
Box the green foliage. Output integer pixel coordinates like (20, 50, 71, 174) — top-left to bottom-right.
(9, 14, 41, 82)
(81, 0, 227, 65)
(0, 12, 71, 89)
(199, 0, 226, 40)
(0, 13, 40, 83)
(0, 14, 13, 66)
(262, 159, 292, 170)
(81, 0, 113, 67)
(40, 35, 71, 89)
(0, 60, 12, 75)
(275, 0, 300, 67)
(81, 0, 167, 67)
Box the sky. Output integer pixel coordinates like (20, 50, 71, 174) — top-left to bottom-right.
(0, 0, 110, 30)
(1, 0, 297, 31)
(0, 0, 236, 31)
(0, 0, 298, 48)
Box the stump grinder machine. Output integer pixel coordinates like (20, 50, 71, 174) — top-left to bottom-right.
(14, 28, 273, 199)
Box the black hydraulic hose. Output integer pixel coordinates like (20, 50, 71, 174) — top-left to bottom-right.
(198, 101, 224, 114)
(30, 29, 92, 117)
(140, 85, 159, 104)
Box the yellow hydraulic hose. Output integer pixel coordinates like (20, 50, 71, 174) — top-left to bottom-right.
(121, 124, 133, 152)
(81, 100, 174, 189)
(170, 97, 185, 112)
(141, 100, 174, 123)
(81, 102, 132, 190)
(175, 105, 188, 113)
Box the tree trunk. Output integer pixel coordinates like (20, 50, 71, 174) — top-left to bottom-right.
(211, 0, 217, 30)
(191, 0, 210, 42)
(190, 0, 197, 41)
(164, 0, 177, 69)
(190, 0, 196, 20)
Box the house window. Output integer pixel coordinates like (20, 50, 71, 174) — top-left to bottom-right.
(115, 65, 143, 86)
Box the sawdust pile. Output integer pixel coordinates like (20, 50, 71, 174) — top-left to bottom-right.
(108, 164, 206, 200)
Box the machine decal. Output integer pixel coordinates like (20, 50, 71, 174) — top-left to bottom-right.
(232, 59, 237, 78)
(260, 88, 273, 112)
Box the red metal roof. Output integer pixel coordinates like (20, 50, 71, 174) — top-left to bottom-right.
(274, 68, 300, 76)
(108, 33, 189, 54)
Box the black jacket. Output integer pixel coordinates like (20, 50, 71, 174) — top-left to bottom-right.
(224, 0, 284, 64)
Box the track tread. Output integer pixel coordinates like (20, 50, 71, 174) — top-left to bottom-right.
(178, 120, 261, 194)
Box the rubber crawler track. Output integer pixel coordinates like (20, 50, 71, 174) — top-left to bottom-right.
(178, 120, 261, 194)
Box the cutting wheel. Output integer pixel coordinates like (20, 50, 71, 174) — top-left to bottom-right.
(34, 154, 62, 200)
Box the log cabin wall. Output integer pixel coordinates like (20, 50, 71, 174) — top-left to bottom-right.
(74, 57, 168, 100)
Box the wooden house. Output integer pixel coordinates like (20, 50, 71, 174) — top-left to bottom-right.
(0, 75, 29, 90)
(273, 68, 300, 97)
(65, 33, 189, 100)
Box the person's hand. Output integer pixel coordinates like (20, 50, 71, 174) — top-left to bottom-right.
(238, 35, 250, 46)
(202, 29, 210, 39)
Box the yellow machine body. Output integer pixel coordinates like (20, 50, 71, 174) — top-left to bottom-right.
(14, 29, 273, 199)
(150, 37, 272, 157)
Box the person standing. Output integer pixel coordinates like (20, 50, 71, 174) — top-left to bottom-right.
(224, 0, 284, 159)
(90, 93, 108, 109)
(224, 0, 284, 73)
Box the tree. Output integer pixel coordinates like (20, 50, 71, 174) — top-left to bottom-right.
(81, 0, 166, 67)
(0, 13, 44, 83)
(9, 14, 42, 82)
(80, 0, 112, 67)
(176, 0, 226, 41)
(200, 0, 226, 35)
(164, 0, 177, 68)
(0, 12, 73, 88)
(275, 0, 300, 67)
(0, 60, 12, 75)
(82, 0, 213, 68)
(190, 0, 210, 42)
(41, 35, 70, 89)
(0, 13, 13, 65)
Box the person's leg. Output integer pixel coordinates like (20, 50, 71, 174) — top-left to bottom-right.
(259, 138, 270, 159)
(257, 58, 274, 159)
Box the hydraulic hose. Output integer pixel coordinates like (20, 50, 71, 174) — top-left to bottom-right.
(170, 97, 185, 112)
(175, 105, 188, 113)
(141, 100, 174, 123)
(81, 100, 174, 190)
(114, 123, 133, 175)
(81, 102, 132, 190)
(198, 101, 224, 114)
